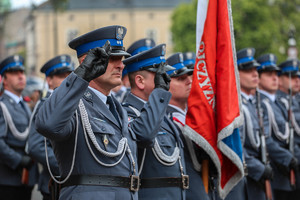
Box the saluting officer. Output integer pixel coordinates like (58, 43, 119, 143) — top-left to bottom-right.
(27, 55, 74, 200)
(257, 54, 299, 200)
(112, 38, 156, 103)
(274, 58, 300, 198)
(0, 55, 38, 200)
(165, 53, 209, 200)
(35, 25, 172, 200)
(122, 45, 189, 200)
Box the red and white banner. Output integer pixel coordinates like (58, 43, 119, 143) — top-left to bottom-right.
(183, 0, 244, 198)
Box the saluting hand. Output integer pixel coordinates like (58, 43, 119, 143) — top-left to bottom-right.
(154, 62, 171, 91)
(75, 40, 112, 82)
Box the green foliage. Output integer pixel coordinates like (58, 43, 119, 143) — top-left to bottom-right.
(171, 0, 300, 63)
(49, 0, 69, 12)
(171, 0, 197, 52)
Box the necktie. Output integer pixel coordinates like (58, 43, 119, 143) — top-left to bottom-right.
(106, 96, 120, 124)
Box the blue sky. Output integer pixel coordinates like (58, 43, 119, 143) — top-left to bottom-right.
(11, 0, 47, 9)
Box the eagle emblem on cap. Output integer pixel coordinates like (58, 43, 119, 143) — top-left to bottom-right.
(116, 27, 124, 40)
(179, 53, 184, 63)
(60, 55, 67, 62)
(293, 60, 298, 67)
(161, 45, 166, 56)
(269, 54, 274, 62)
(187, 52, 193, 59)
(14, 55, 19, 62)
(145, 39, 151, 47)
(247, 48, 252, 57)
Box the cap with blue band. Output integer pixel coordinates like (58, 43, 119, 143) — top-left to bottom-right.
(236, 47, 260, 70)
(69, 25, 130, 58)
(75, 39, 123, 57)
(278, 59, 300, 75)
(166, 53, 193, 77)
(256, 53, 279, 72)
(126, 56, 166, 73)
(123, 44, 174, 73)
(0, 55, 25, 76)
(127, 38, 156, 56)
(41, 54, 74, 76)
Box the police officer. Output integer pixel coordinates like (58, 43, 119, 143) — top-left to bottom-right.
(122, 45, 189, 200)
(256, 54, 299, 200)
(27, 55, 74, 200)
(165, 53, 209, 200)
(0, 55, 38, 200)
(182, 52, 196, 70)
(35, 25, 171, 200)
(274, 58, 300, 198)
(113, 38, 156, 103)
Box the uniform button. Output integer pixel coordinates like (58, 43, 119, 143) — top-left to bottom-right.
(66, 82, 70, 87)
(160, 98, 164, 103)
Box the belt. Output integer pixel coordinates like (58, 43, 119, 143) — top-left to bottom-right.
(140, 175, 189, 189)
(61, 175, 140, 192)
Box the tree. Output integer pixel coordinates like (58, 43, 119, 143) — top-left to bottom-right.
(171, 0, 300, 63)
(49, 0, 69, 55)
(171, 0, 197, 53)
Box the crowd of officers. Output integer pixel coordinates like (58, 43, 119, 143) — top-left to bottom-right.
(1, 24, 300, 200)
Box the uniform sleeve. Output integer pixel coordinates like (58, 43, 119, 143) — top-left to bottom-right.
(35, 72, 89, 141)
(266, 136, 292, 167)
(128, 88, 171, 148)
(0, 105, 22, 169)
(243, 149, 265, 181)
(27, 103, 59, 174)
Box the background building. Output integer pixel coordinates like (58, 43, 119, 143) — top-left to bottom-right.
(1, 0, 191, 76)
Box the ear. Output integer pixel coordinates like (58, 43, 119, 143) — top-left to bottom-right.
(135, 74, 145, 90)
(46, 76, 53, 89)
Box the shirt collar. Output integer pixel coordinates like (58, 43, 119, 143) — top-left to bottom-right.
(168, 104, 186, 115)
(241, 92, 254, 102)
(131, 93, 147, 104)
(258, 89, 276, 102)
(4, 90, 22, 104)
(88, 86, 109, 105)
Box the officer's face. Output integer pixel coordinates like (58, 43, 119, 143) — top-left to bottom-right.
(239, 68, 258, 94)
(169, 74, 192, 104)
(47, 72, 70, 90)
(279, 75, 299, 95)
(3, 70, 26, 95)
(92, 56, 124, 93)
(259, 71, 278, 94)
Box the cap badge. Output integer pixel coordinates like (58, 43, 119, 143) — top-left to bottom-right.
(161, 45, 166, 56)
(187, 52, 193, 59)
(146, 39, 151, 47)
(179, 53, 184, 63)
(14, 55, 19, 62)
(270, 54, 274, 62)
(116, 27, 124, 40)
(247, 48, 252, 57)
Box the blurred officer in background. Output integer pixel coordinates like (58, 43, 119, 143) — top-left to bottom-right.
(27, 55, 74, 200)
(112, 38, 156, 102)
(122, 44, 189, 200)
(274, 58, 300, 199)
(257, 56, 299, 200)
(0, 55, 38, 200)
(22, 76, 44, 110)
(35, 25, 171, 200)
(166, 52, 209, 200)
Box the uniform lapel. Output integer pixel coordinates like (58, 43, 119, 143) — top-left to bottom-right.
(83, 88, 121, 129)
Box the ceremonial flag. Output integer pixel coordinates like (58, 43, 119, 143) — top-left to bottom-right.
(183, 0, 244, 198)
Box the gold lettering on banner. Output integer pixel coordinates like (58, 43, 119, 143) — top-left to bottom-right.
(196, 41, 215, 109)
